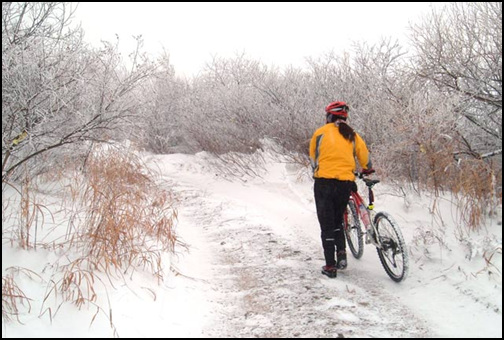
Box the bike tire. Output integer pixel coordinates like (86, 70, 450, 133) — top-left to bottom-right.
(374, 212, 409, 282)
(344, 200, 364, 259)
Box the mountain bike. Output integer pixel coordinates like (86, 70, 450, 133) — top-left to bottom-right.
(343, 173, 409, 282)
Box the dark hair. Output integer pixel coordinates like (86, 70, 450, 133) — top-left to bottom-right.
(338, 122, 355, 142)
(327, 114, 355, 142)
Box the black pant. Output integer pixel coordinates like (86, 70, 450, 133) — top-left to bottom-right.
(314, 178, 354, 267)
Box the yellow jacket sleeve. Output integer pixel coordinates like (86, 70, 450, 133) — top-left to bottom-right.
(354, 133, 372, 170)
(309, 133, 318, 171)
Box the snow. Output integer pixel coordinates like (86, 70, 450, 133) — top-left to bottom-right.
(2, 149, 502, 338)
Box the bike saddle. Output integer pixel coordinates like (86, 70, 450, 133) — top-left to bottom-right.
(363, 179, 380, 187)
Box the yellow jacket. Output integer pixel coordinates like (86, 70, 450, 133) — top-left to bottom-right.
(309, 123, 371, 181)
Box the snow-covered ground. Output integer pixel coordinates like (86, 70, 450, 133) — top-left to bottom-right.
(2, 150, 502, 338)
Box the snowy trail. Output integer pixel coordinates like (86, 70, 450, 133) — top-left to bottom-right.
(153, 155, 433, 338)
(2, 153, 500, 338)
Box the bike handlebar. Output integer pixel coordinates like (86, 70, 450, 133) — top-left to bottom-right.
(354, 172, 380, 187)
(355, 170, 375, 178)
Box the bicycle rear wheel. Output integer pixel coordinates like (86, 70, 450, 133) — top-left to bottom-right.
(374, 212, 409, 282)
(344, 200, 364, 259)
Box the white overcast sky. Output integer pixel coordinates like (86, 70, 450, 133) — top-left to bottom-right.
(73, 2, 444, 77)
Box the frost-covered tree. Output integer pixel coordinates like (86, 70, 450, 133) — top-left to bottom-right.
(185, 53, 270, 154)
(138, 53, 191, 154)
(2, 2, 159, 181)
(410, 2, 502, 160)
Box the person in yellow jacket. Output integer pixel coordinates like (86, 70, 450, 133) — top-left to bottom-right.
(309, 101, 374, 278)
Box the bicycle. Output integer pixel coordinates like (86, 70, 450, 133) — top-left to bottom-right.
(343, 172, 409, 282)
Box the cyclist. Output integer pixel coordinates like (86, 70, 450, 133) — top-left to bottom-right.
(309, 101, 374, 278)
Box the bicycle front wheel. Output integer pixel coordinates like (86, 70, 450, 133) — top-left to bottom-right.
(374, 212, 409, 282)
(344, 200, 364, 259)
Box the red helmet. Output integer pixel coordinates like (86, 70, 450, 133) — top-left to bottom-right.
(325, 101, 349, 118)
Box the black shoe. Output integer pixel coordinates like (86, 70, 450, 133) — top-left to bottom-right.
(321, 265, 337, 278)
(337, 250, 347, 270)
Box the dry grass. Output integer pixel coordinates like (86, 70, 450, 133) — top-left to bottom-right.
(2, 173, 53, 250)
(2, 267, 40, 324)
(210, 151, 267, 181)
(450, 159, 501, 231)
(383, 133, 501, 231)
(478, 245, 502, 277)
(2, 276, 30, 324)
(66, 146, 179, 281)
(40, 262, 119, 337)
(36, 146, 179, 331)
(3, 144, 180, 331)
(48, 264, 98, 310)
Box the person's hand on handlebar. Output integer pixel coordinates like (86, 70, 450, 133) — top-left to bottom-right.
(361, 168, 375, 176)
